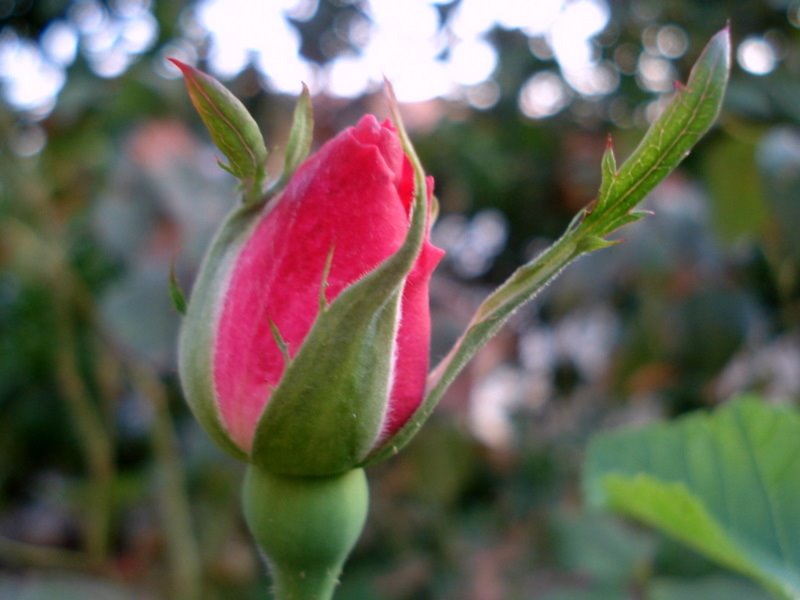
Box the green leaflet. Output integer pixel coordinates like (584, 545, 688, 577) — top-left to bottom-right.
(171, 59, 268, 204)
(250, 87, 430, 476)
(175, 62, 314, 204)
(365, 27, 731, 466)
(590, 26, 729, 225)
(584, 398, 800, 600)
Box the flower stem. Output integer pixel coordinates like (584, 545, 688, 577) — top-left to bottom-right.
(242, 467, 369, 600)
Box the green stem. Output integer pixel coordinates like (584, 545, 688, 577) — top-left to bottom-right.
(365, 227, 583, 466)
(242, 467, 369, 600)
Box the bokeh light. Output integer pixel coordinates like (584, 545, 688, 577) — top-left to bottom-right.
(1, 0, 780, 127)
(0, 31, 65, 117)
(656, 24, 689, 59)
(194, 0, 311, 91)
(433, 209, 509, 278)
(0, 0, 157, 117)
(737, 35, 778, 75)
(41, 21, 79, 67)
(186, 0, 613, 104)
(0, 0, 623, 120)
(519, 71, 571, 119)
(637, 53, 676, 93)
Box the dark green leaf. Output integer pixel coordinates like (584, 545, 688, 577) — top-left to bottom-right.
(584, 397, 800, 599)
(554, 511, 656, 585)
(648, 575, 774, 600)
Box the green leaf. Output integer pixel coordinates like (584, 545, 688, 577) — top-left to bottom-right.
(268, 83, 314, 197)
(170, 59, 268, 203)
(365, 27, 731, 466)
(584, 397, 800, 600)
(251, 85, 430, 476)
(540, 587, 628, 600)
(648, 575, 774, 600)
(553, 511, 656, 585)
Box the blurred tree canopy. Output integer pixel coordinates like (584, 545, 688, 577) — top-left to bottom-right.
(1, 1, 799, 598)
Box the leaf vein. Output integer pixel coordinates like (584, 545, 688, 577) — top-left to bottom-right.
(732, 407, 790, 569)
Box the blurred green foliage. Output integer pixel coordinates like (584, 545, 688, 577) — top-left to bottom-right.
(1, 0, 799, 598)
(586, 398, 800, 598)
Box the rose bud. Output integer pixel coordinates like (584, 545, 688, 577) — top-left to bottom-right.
(178, 94, 443, 476)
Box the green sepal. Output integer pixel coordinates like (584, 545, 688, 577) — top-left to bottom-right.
(365, 27, 731, 467)
(170, 59, 268, 204)
(267, 84, 314, 198)
(216, 159, 237, 177)
(178, 202, 262, 463)
(318, 246, 335, 312)
(430, 194, 440, 226)
(168, 260, 187, 315)
(250, 88, 429, 477)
